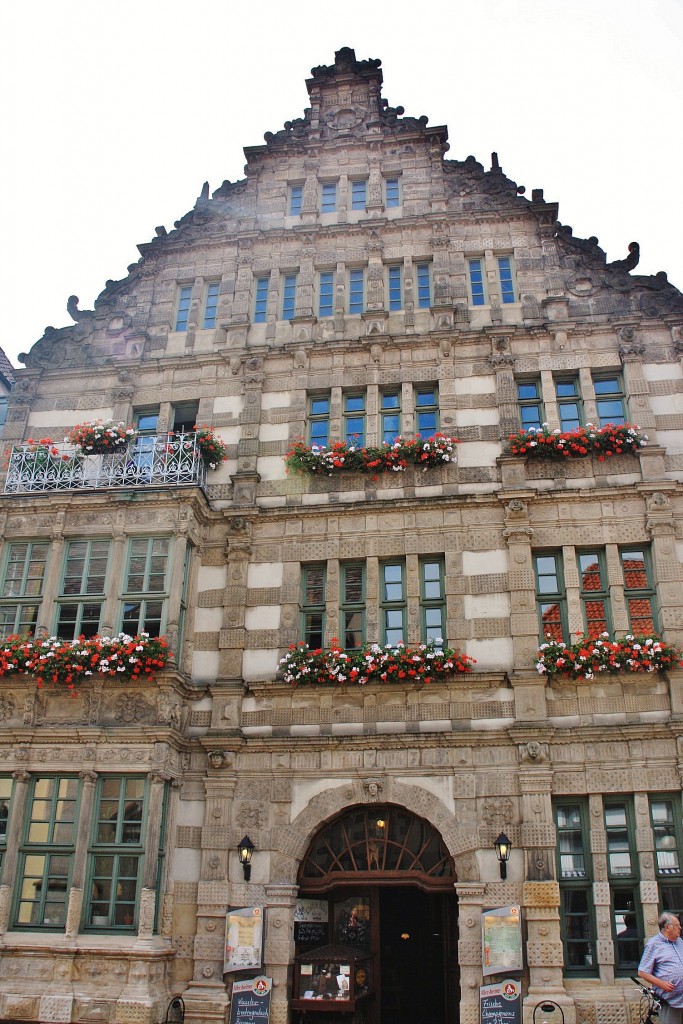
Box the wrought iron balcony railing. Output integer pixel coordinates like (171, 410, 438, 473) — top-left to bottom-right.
(4, 433, 208, 493)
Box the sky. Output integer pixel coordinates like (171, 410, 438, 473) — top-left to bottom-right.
(2, 0, 682, 369)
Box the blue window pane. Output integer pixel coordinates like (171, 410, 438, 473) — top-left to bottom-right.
(382, 416, 400, 443)
(202, 282, 220, 329)
(321, 182, 337, 213)
(254, 277, 269, 323)
(345, 395, 365, 413)
(518, 383, 540, 400)
(498, 256, 515, 303)
(282, 275, 297, 320)
(556, 381, 579, 398)
(468, 260, 485, 305)
(388, 266, 402, 310)
(521, 406, 543, 430)
(385, 178, 400, 207)
(289, 185, 303, 216)
(594, 378, 620, 395)
(559, 404, 581, 431)
(416, 263, 431, 308)
(311, 397, 330, 417)
(596, 400, 625, 425)
(416, 389, 436, 407)
(175, 287, 192, 332)
(348, 268, 365, 314)
(351, 180, 367, 210)
(310, 422, 329, 447)
(382, 394, 400, 410)
(318, 272, 334, 318)
(345, 418, 364, 444)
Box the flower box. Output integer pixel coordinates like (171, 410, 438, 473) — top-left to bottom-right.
(279, 638, 475, 687)
(284, 434, 459, 476)
(536, 633, 682, 682)
(506, 423, 647, 461)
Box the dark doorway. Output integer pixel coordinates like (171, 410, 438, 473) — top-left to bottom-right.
(378, 887, 449, 1024)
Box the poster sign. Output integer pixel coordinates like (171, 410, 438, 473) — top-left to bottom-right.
(225, 907, 264, 973)
(480, 979, 522, 1024)
(229, 976, 272, 1024)
(482, 905, 523, 977)
(294, 898, 329, 945)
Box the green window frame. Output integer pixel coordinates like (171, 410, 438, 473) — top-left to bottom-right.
(175, 285, 192, 332)
(318, 271, 334, 318)
(289, 184, 303, 216)
(593, 374, 626, 426)
(555, 376, 583, 431)
(254, 276, 270, 323)
(308, 395, 330, 449)
(650, 795, 683, 918)
(380, 561, 406, 646)
(15, 776, 80, 929)
(415, 262, 431, 308)
(344, 393, 366, 446)
(121, 537, 170, 637)
(415, 386, 439, 438)
(340, 562, 365, 650)
(171, 401, 199, 435)
(381, 391, 401, 444)
(56, 539, 111, 640)
(517, 379, 544, 432)
(0, 540, 49, 637)
(85, 776, 147, 931)
(302, 564, 326, 650)
(348, 268, 365, 315)
(388, 265, 403, 311)
(577, 549, 611, 638)
(604, 798, 643, 973)
(620, 547, 657, 634)
(534, 552, 567, 643)
(497, 256, 516, 304)
(350, 179, 367, 210)
(202, 281, 220, 329)
(321, 182, 337, 214)
(282, 273, 298, 321)
(420, 558, 445, 644)
(554, 800, 597, 974)
(0, 775, 13, 875)
(468, 258, 486, 306)
(384, 177, 400, 207)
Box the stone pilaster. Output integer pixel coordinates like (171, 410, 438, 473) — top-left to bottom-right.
(217, 516, 252, 687)
(264, 884, 299, 1024)
(454, 882, 486, 1024)
(502, 499, 536, 670)
(66, 769, 98, 937)
(134, 771, 172, 948)
(0, 769, 30, 936)
(522, 882, 574, 1024)
(646, 491, 683, 649)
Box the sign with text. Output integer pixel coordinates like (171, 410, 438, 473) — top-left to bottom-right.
(294, 898, 329, 945)
(225, 907, 264, 973)
(229, 976, 272, 1024)
(481, 905, 523, 977)
(480, 979, 522, 1024)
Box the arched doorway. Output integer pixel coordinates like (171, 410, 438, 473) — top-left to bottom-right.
(296, 804, 458, 1024)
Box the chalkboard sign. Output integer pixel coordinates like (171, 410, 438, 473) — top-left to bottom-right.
(229, 976, 272, 1024)
(294, 921, 329, 945)
(480, 979, 521, 1024)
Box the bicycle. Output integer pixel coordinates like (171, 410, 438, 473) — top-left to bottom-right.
(631, 976, 661, 1023)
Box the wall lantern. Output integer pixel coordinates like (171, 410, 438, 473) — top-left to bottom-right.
(237, 835, 255, 881)
(494, 832, 512, 879)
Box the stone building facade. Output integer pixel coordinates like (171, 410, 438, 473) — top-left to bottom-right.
(1, 46, 683, 1024)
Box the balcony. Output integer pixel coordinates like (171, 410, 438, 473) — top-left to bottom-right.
(4, 433, 207, 494)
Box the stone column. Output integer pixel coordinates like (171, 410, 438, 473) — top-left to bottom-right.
(231, 358, 263, 506)
(588, 793, 614, 985)
(634, 791, 660, 939)
(264, 884, 299, 1024)
(65, 770, 98, 938)
(164, 514, 190, 663)
(101, 511, 127, 635)
(646, 491, 683, 650)
(0, 769, 30, 935)
(502, 500, 537, 672)
(454, 882, 487, 1024)
(36, 512, 66, 634)
(522, 881, 574, 1023)
(135, 771, 170, 947)
(619, 330, 656, 431)
(216, 517, 252, 691)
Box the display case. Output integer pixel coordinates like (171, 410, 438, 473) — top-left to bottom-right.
(293, 942, 373, 1016)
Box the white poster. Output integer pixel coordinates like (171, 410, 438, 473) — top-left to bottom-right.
(224, 906, 264, 973)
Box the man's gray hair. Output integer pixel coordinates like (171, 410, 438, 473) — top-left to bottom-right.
(659, 912, 679, 930)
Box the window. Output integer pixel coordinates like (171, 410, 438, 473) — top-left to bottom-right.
(348, 268, 365, 315)
(497, 256, 516, 303)
(651, 796, 683, 918)
(415, 387, 438, 438)
(302, 565, 325, 649)
(308, 395, 330, 448)
(321, 182, 337, 214)
(344, 393, 365, 445)
(420, 559, 445, 643)
(577, 550, 611, 638)
(56, 540, 110, 640)
(175, 286, 192, 331)
(318, 271, 334, 318)
(380, 561, 406, 645)
(554, 801, 596, 973)
(16, 776, 79, 928)
(289, 184, 303, 216)
(556, 377, 582, 431)
(254, 276, 270, 323)
(593, 375, 626, 426)
(604, 800, 642, 972)
(415, 262, 431, 309)
(86, 776, 147, 930)
(202, 281, 220, 329)
(121, 537, 170, 637)
(133, 409, 160, 478)
(282, 274, 298, 320)
(517, 380, 544, 431)
(534, 552, 567, 643)
(0, 541, 49, 637)
(388, 265, 402, 311)
(468, 259, 486, 306)
(385, 178, 400, 207)
(0, 776, 12, 874)
(381, 391, 401, 444)
(340, 563, 365, 649)
(350, 180, 367, 210)
(621, 547, 657, 633)
(172, 402, 199, 435)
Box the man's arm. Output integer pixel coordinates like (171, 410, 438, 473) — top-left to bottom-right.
(639, 969, 675, 993)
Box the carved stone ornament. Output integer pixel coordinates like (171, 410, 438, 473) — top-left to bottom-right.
(208, 750, 226, 769)
(520, 740, 549, 763)
(323, 105, 367, 130)
(363, 778, 384, 800)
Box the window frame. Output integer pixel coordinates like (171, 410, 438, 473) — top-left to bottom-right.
(201, 281, 220, 329)
(620, 546, 657, 634)
(415, 262, 432, 309)
(467, 258, 486, 306)
(289, 184, 304, 216)
(414, 386, 439, 439)
(419, 558, 446, 644)
(253, 276, 270, 323)
(497, 255, 516, 304)
(380, 560, 406, 646)
(350, 179, 367, 211)
(174, 285, 192, 332)
(0, 540, 50, 638)
(604, 798, 643, 974)
(340, 562, 366, 650)
(534, 551, 568, 644)
(301, 564, 326, 650)
(576, 548, 612, 638)
(650, 795, 683, 919)
(0, 775, 14, 876)
(343, 393, 366, 446)
(308, 394, 330, 449)
(56, 539, 111, 640)
(381, 390, 402, 445)
(553, 799, 597, 976)
(120, 536, 171, 638)
(593, 374, 627, 427)
(282, 273, 298, 321)
(318, 271, 334, 319)
(320, 181, 337, 214)
(387, 265, 403, 311)
(384, 177, 400, 208)
(348, 267, 365, 315)
(555, 376, 583, 431)
(517, 379, 544, 432)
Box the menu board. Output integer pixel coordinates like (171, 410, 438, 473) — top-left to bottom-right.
(225, 907, 264, 973)
(481, 905, 523, 977)
(294, 898, 329, 945)
(229, 976, 272, 1024)
(480, 979, 522, 1024)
